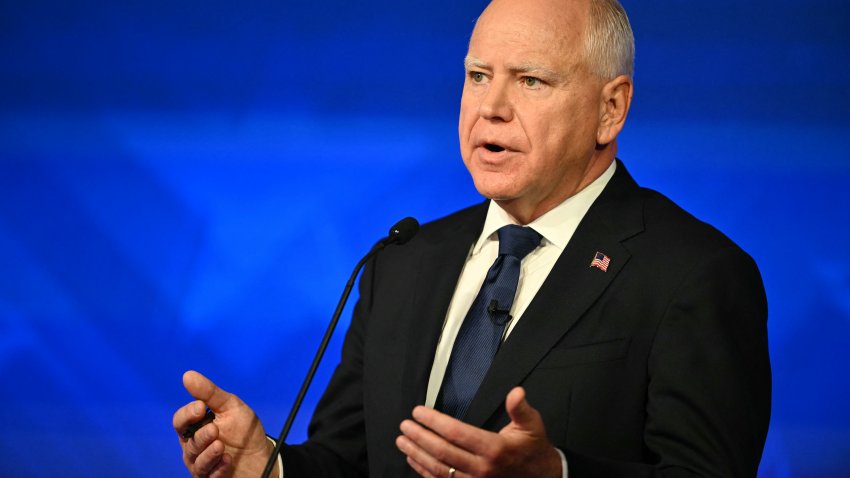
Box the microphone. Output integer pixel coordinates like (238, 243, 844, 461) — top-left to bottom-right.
(382, 216, 419, 246)
(487, 299, 513, 325)
(261, 217, 419, 478)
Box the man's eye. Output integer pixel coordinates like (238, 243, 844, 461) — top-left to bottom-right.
(470, 72, 485, 83)
(523, 77, 541, 87)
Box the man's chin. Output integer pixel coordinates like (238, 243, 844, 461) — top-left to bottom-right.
(479, 192, 524, 211)
(474, 186, 520, 203)
(470, 173, 522, 199)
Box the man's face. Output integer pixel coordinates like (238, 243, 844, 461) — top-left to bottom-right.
(459, 0, 607, 222)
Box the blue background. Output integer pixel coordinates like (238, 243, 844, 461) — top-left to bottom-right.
(1, 1, 849, 476)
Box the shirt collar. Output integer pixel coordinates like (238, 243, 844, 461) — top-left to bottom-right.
(472, 160, 617, 255)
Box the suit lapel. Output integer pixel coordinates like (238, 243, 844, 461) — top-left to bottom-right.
(464, 162, 646, 427)
(399, 203, 489, 410)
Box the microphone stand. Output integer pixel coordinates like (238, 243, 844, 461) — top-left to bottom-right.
(260, 218, 418, 478)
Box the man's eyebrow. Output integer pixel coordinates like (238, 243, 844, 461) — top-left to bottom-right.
(463, 56, 566, 82)
(507, 63, 564, 81)
(464, 56, 489, 70)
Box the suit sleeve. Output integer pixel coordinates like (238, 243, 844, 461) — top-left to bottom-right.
(279, 255, 377, 478)
(565, 246, 771, 477)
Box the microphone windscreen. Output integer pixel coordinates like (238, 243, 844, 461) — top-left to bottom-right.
(388, 217, 419, 245)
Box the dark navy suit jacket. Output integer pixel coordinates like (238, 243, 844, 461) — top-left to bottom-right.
(281, 161, 771, 478)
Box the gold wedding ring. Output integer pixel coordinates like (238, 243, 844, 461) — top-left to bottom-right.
(448, 467, 456, 478)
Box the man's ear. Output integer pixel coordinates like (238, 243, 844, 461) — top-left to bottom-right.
(596, 75, 633, 146)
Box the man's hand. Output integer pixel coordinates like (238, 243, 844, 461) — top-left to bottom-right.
(173, 371, 278, 478)
(396, 387, 562, 478)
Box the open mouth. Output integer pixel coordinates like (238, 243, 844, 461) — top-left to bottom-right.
(484, 143, 506, 153)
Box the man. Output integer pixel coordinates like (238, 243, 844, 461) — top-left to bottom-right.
(173, 0, 771, 476)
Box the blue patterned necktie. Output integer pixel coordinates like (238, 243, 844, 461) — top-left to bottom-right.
(436, 224, 543, 420)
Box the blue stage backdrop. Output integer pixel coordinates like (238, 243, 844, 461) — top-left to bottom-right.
(1, 1, 848, 476)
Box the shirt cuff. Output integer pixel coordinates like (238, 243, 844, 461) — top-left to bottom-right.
(266, 436, 284, 478)
(555, 447, 568, 478)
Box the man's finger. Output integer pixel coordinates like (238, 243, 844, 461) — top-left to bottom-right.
(406, 455, 442, 478)
(404, 455, 429, 478)
(193, 438, 226, 476)
(173, 399, 207, 435)
(208, 453, 233, 478)
(183, 370, 236, 413)
(399, 418, 478, 470)
(504, 386, 542, 431)
(184, 422, 219, 463)
(410, 406, 498, 456)
(397, 431, 461, 478)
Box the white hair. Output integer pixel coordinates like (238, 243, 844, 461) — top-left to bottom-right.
(585, 0, 635, 79)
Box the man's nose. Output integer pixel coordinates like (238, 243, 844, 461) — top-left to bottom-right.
(478, 78, 514, 122)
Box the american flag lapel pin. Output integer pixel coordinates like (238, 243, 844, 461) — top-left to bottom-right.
(590, 251, 610, 272)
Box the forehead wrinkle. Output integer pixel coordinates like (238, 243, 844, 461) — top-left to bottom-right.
(467, 29, 584, 79)
(469, 0, 590, 74)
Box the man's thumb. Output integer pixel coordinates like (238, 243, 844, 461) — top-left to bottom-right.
(505, 387, 542, 431)
(183, 370, 234, 413)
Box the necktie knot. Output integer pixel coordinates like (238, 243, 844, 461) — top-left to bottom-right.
(497, 225, 542, 260)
